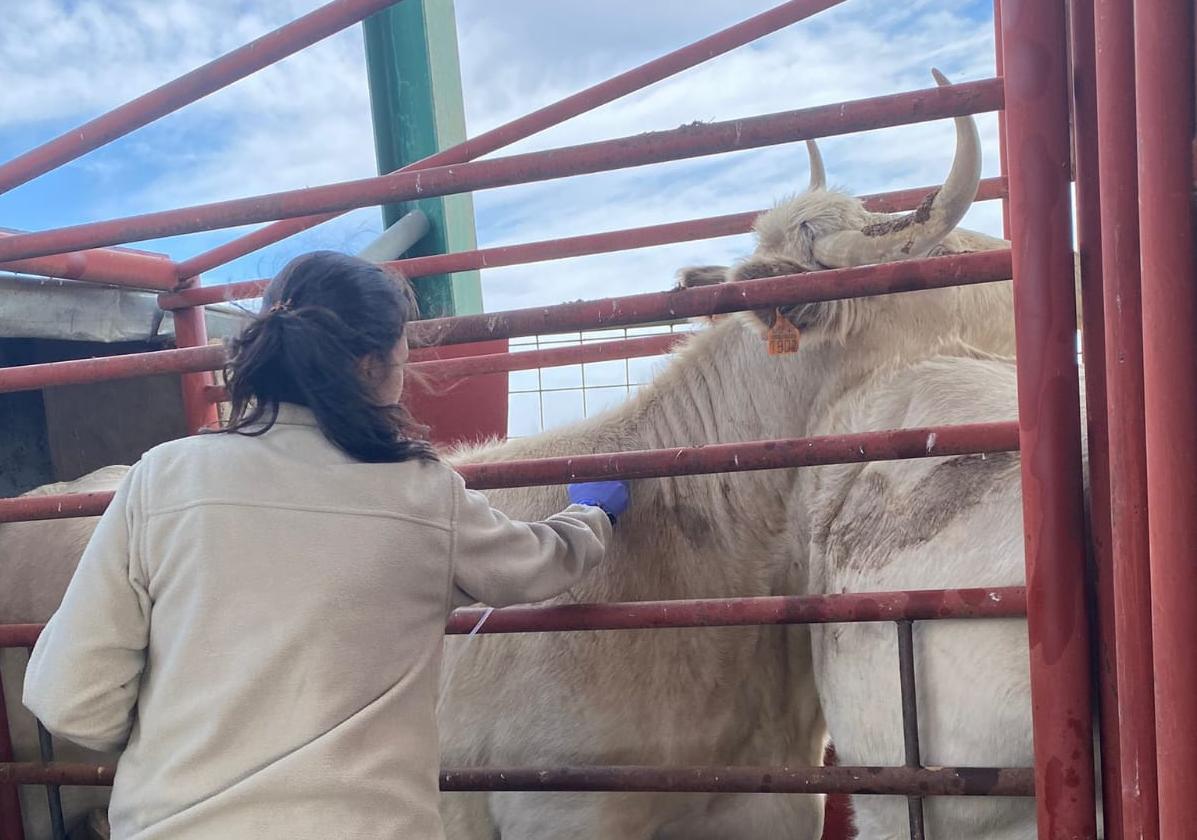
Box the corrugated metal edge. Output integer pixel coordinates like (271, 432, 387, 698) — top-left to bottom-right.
(0, 273, 248, 343)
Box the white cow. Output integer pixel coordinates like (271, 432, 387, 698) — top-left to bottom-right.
(668, 72, 1091, 836)
(1, 70, 1042, 839)
(436, 72, 1028, 840)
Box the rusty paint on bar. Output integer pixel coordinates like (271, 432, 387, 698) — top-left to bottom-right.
(0, 492, 115, 524)
(447, 587, 1027, 636)
(1094, 0, 1158, 836)
(437, 765, 1035, 796)
(1001, 0, 1098, 835)
(0, 345, 225, 395)
(458, 422, 1019, 489)
(1, 587, 1029, 650)
(173, 0, 848, 277)
(160, 178, 1007, 309)
(0, 763, 115, 787)
(0, 80, 1004, 262)
(0, 761, 1033, 797)
(0, 421, 1019, 523)
(411, 251, 1012, 346)
(7, 252, 1010, 396)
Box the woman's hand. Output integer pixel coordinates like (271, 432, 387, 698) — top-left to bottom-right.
(567, 481, 630, 524)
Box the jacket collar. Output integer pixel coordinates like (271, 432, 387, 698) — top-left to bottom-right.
(272, 402, 319, 427)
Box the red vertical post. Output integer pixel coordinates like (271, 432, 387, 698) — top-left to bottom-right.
(993, 0, 1012, 239)
(1135, 1, 1197, 835)
(172, 279, 220, 434)
(1000, 1, 1098, 837)
(0, 669, 27, 840)
(1067, 2, 1123, 836)
(1094, 1, 1160, 837)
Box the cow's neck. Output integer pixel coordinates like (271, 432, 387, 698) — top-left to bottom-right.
(627, 287, 1013, 531)
(625, 318, 902, 546)
(452, 285, 1012, 600)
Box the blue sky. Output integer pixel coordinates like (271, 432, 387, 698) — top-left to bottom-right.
(0, 0, 1004, 432)
(0, 1, 1002, 295)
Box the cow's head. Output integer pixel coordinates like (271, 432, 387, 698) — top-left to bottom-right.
(678, 69, 987, 348)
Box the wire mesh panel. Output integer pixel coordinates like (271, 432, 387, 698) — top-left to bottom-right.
(507, 323, 696, 437)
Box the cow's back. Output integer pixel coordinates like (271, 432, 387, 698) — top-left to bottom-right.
(1, 465, 130, 625)
(2, 465, 128, 840)
(806, 354, 1037, 839)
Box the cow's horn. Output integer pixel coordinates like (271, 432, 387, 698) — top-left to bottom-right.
(811, 68, 981, 268)
(806, 140, 827, 191)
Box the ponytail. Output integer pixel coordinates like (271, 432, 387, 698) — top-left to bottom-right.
(217, 251, 436, 464)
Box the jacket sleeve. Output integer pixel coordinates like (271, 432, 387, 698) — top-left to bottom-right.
(23, 463, 151, 753)
(448, 470, 612, 608)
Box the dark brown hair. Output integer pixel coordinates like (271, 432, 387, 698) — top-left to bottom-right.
(217, 250, 436, 463)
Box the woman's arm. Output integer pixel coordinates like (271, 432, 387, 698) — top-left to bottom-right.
(23, 463, 151, 753)
(447, 472, 626, 608)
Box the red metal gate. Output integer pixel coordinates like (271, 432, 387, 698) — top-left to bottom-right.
(0, 1, 1193, 838)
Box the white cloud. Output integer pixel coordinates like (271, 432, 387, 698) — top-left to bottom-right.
(1, 0, 375, 209)
(0, 1, 312, 126)
(448, 0, 1002, 313)
(1, 0, 1006, 324)
(0, 1, 1008, 435)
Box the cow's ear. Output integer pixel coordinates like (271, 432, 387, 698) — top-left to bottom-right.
(725, 255, 808, 331)
(674, 266, 733, 326)
(674, 265, 730, 290)
(728, 255, 806, 284)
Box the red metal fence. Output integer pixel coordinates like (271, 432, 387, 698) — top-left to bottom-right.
(0, 0, 1193, 839)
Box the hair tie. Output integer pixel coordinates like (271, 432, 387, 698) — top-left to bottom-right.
(267, 299, 293, 315)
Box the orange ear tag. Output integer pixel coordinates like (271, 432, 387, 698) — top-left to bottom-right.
(766, 309, 801, 355)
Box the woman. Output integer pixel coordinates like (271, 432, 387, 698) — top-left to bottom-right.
(24, 251, 629, 839)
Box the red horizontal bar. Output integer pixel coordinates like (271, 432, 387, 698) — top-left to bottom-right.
(0, 231, 178, 290)
(1, 763, 114, 787)
(0, 491, 117, 523)
(410, 333, 680, 379)
(410, 250, 1014, 346)
(0, 345, 225, 395)
(0, 421, 1018, 523)
(159, 177, 1008, 310)
(0, 586, 1027, 650)
(0, 79, 1004, 262)
(439, 765, 1035, 797)
(5, 250, 1010, 395)
(397, 211, 753, 279)
(202, 334, 685, 404)
(0, 626, 40, 648)
(0, 0, 407, 196)
(459, 421, 1018, 489)
(390, 180, 1009, 280)
(0, 332, 680, 398)
(446, 586, 1028, 634)
(173, 0, 847, 278)
(0, 761, 1033, 796)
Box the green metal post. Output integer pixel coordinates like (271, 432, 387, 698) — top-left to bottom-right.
(363, 0, 482, 318)
(363, 1, 506, 447)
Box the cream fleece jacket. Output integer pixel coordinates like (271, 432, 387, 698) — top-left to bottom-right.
(23, 404, 611, 839)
